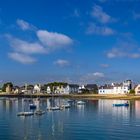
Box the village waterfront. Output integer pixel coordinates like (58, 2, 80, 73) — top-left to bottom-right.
(0, 97, 140, 140)
(1, 80, 140, 140)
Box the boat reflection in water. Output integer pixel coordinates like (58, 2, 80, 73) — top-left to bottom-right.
(1, 98, 140, 140)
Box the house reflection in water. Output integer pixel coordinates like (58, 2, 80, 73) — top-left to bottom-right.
(134, 101, 140, 119)
(98, 99, 130, 119)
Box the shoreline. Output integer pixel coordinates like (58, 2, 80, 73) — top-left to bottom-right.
(0, 93, 139, 100)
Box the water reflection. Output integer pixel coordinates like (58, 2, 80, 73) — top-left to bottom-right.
(0, 98, 140, 140)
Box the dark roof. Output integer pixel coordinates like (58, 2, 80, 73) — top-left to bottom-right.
(69, 84, 79, 88)
(85, 84, 97, 89)
(113, 83, 123, 87)
(99, 84, 113, 89)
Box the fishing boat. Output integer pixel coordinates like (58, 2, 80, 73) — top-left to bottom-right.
(113, 103, 129, 107)
(35, 110, 45, 115)
(61, 103, 70, 109)
(17, 111, 34, 116)
(47, 106, 60, 111)
(77, 101, 85, 105)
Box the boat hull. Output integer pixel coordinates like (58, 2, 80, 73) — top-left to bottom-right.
(113, 103, 129, 107)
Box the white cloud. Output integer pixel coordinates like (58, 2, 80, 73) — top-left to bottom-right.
(106, 40, 140, 59)
(73, 9, 80, 17)
(107, 48, 126, 58)
(86, 23, 115, 36)
(80, 72, 105, 83)
(16, 19, 35, 31)
(133, 12, 140, 20)
(92, 72, 105, 77)
(91, 5, 114, 24)
(54, 59, 70, 67)
(7, 19, 74, 64)
(8, 52, 36, 64)
(100, 64, 109, 68)
(8, 36, 46, 54)
(37, 30, 73, 50)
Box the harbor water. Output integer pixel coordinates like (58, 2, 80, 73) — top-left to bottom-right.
(0, 98, 140, 140)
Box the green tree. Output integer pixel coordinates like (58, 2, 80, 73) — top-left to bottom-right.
(2, 82, 13, 92)
(44, 82, 68, 93)
(129, 89, 135, 95)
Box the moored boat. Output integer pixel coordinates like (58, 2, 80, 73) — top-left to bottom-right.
(47, 106, 60, 111)
(61, 104, 70, 109)
(35, 110, 45, 115)
(77, 101, 85, 105)
(17, 112, 34, 116)
(113, 103, 129, 107)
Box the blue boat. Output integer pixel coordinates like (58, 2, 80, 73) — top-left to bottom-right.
(29, 104, 37, 109)
(113, 103, 129, 107)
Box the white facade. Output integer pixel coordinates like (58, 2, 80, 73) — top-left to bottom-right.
(135, 84, 140, 95)
(99, 88, 113, 94)
(98, 80, 132, 95)
(47, 84, 79, 94)
(46, 86, 51, 94)
(33, 84, 41, 93)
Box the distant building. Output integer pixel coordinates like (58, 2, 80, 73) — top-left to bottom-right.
(5, 84, 12, 93)
(98, 80, 132, 94)
(13, 86, 21, 94)
(46, 84, 79, 94)
(135, 84, 140, 95)
(21, 84, 34, 94)
(33, 84, 41, 93)
(78, 85, 86, 93)
(85, 84, 98, 93)
(46, 86, 51, 94)
(64, 84, 79, 94)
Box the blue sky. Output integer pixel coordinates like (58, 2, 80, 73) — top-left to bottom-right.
(0, 0, 140, 85)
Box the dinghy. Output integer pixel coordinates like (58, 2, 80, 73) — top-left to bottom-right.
(17, 112, 34, 116)
(47, 106, 60, 111)
(35, 110, 45, 115)
(77, 101, 85, 105)
(113, 103, 129, 107)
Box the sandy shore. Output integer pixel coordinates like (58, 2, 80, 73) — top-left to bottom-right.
(0, 93, 139, 100)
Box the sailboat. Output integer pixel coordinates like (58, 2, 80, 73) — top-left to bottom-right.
(47, 97, 61, 111)
(17, 99, 34, 116)
(17, 85, 34, 116)
(34, 96, 45, 115)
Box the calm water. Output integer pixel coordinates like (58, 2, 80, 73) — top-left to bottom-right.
(0, 98, 140, 140)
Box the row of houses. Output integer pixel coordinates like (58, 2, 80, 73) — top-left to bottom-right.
(4, 80, 140, 95)
(4, 83, 98, 94)
(98, 80, 132, 94)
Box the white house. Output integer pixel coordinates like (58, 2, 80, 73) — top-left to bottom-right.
(98, 80, 132, 94)
(135, 84, 140, 95)
(46, 86, 51, 94)
(65, 84, 79, 94)
(33, 84, 41, 93)
(78, 85, 86, 93)
(46, 84, 79, 94)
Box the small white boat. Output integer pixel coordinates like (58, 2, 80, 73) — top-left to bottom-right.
(35, 110, 45, 115)
(17, 112, 34, 116)
(61, 104, 70, 109)
(47, 106, 60, 111)
(77, 101, 85, 105)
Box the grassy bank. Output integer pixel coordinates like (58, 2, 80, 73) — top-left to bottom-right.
(0, 93, 140, 100)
